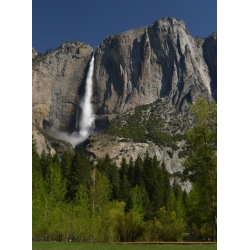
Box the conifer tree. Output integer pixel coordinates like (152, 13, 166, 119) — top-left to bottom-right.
(61, 150, 73, 182)
(133, 155, 144, 187)
(161, 160, 171, 204)
(52, 153, 60, 166)
(32, 136, 41, 175)
(143, 152, 156, 202)
(152, 165, 165, 213)
(40, 150, 52, 179)
(173, 179, 182, 199)
(119, 157, 128, 179)
(69, 148, 91, 199)
(127, 157, 134, 186)
(96, 154, 120, 200)
(119, 157, 131, 207)
(32, 136, 42, 192)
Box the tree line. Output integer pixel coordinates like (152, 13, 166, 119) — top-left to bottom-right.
(32, 97, 217, 242)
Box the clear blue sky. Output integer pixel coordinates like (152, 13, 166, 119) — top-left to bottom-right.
(32, 0, 217, 53)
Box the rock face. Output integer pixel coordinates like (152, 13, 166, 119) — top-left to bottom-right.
(32, 47, 38, 59)
(202, 32, 217, 101)
(32, 42, 94, 132)
(83, 133, 184, 174)
(32, 125, 56, 156)
(32, 16, 216, 175)
(33, 125, 74, 157)
(92, 17, 216, 128)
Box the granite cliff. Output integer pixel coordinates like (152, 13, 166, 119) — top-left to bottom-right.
(92, 17, 216, 129)
(32, 41, 94, 132)
(32, 17, 216, 172)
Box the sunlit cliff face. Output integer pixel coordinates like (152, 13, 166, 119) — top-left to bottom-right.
(48, 56, 95, 147)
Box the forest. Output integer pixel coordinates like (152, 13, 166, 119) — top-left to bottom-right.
(32, 98, 217, 243)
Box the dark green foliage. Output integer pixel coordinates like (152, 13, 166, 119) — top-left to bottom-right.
(32, 136, 41, 175)
(127, 157, 134, 186)
(143, 152, 156, 202)
(96, 154, 120, 200)
(119, 157, 129, 179)
(153, 162, 165, 212)
(52, 153, 60, 166)
(173, 179, 183, 199)
(120, 176, 131, 211)
(68, 148, 91, 199)
(60, 151, 73, 200)
(40, 150, 52, 178)
(61, 150, 73, 181)
(161, 161, 171, 203)
(32, 136, 42, 194)
(119, 157, 131, 209)
(182, 190, 188, 208)
(133, 155, 144, 188)
(178, 150, 188, 158)
(140, 153, 166, 219)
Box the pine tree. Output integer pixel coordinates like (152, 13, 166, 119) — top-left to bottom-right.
(32, 135, 41, 174)
(161, 160, 171, 205)
(69, 148, 91, 199)
(119, 157, 128, 179)
(61, 150, 73, 182)
(120, 176, 131, 211)
(133, 155, 144, 187)
(152, 164, 165, 213)
(119, 157, 131, 207)
(40, 150, 52, 179)
(127, 157, 134, 186)
(96, 154, 120, 200)
(173, 179, 182, 199)
(32, 136, 41, 192)
(52, 153, 60, 166)
(143, 152, 156, 202)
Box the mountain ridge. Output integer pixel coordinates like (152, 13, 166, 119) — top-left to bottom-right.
(32, 16, 217, 171)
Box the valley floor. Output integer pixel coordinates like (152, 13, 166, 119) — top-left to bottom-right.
(32, 242, 217, 250)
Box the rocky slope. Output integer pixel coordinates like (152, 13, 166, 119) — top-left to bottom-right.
(78, 98, 192, 175)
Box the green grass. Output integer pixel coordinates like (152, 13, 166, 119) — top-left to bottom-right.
(32, 242, 217, 250)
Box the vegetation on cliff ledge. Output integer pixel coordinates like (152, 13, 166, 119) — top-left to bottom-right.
(106, 99, 190, 151)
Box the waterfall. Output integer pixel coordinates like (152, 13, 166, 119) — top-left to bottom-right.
(79, 56, 95, 138)
(48, 55, 95, 147)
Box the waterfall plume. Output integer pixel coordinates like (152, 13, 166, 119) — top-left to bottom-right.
(79, 56, 95, 137)
(48, 55, 95, 147)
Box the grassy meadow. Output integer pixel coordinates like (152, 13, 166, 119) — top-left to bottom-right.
(32, 242, 217, 250)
